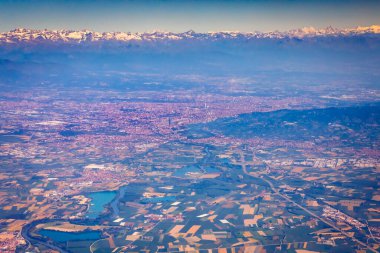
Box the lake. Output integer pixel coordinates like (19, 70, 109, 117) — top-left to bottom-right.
(87, 191, 116, 219)
(39, 229, 101, 242)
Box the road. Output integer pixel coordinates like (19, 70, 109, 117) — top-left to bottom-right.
(238, 152, 379, 253)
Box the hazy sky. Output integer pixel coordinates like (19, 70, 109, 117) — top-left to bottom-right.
(0, 0, 379, 32)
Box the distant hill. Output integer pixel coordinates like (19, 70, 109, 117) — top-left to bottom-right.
(184, 105, 380, 146)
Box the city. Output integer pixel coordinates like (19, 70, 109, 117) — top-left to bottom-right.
(0, 1, 379, 252)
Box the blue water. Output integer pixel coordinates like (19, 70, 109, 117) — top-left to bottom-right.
(39, 229, 101, 242)
(87, 191, 116, 219)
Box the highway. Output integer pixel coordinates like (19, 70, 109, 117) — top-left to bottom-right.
(238, 152, 379, 253)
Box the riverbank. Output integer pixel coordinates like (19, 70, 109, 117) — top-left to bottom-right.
(20, 184, 129, 252)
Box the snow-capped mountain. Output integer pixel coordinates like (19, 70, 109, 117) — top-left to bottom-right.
(0, 25, 379, 44)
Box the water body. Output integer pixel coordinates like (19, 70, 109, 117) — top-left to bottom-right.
(39, 229, 101, 242)
(87, 191, 116, 219)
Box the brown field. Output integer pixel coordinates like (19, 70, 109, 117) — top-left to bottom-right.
(169, 225, 184, 235)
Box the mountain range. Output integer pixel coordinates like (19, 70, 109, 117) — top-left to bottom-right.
(1, 25, 379, 44)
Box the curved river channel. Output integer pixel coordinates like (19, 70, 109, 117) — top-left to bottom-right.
(22, 185, 128, 252)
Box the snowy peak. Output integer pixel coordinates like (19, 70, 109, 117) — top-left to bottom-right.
(286, 25, 380, 37)
(1, 25, 379, 44)
(355, 25, 380, 33)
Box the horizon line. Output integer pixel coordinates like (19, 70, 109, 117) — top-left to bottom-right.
(3, 24, 380, 34)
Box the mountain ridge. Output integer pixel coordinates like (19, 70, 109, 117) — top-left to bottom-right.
(1, 25, 379, 44)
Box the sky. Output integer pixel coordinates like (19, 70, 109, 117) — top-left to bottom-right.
(0, 0, 379, 33)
